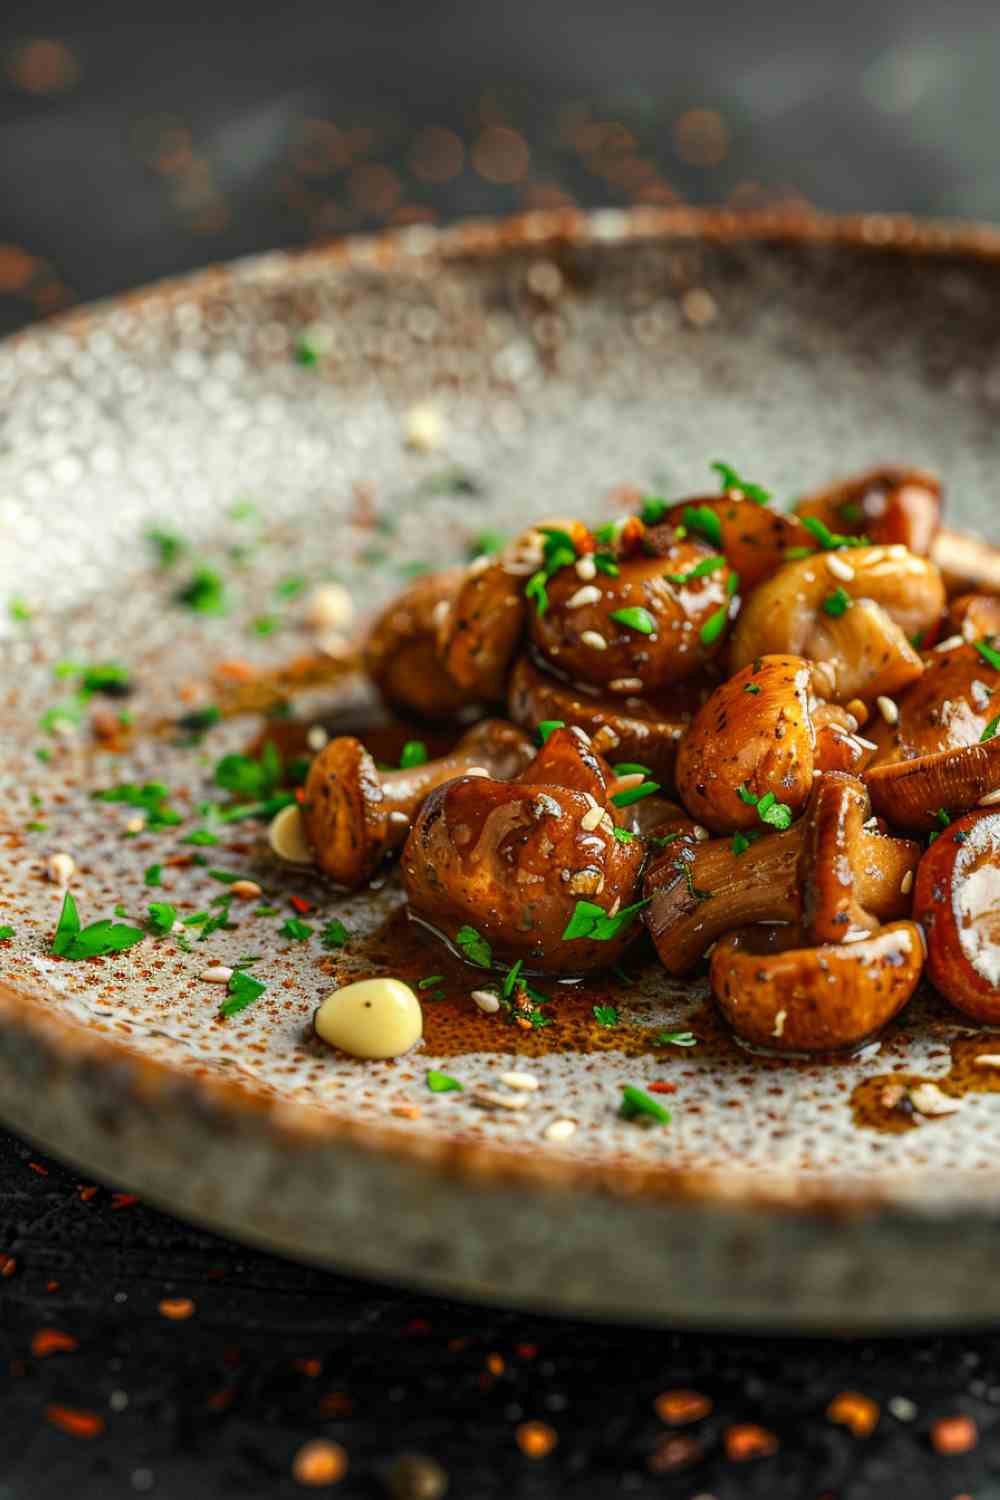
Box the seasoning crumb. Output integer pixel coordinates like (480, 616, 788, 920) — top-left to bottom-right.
(515, 1420, 557, 1458)
(724, 1424, 779, 1461)
(888, 1395, 918, 1421)
(681, 288, 717, 327)
(200, 966, 234, 985)
(292, 1438, 349, 1486)
(158, 1297, 196, 1321)
(31, 1327, 79, 1358)
(826, 552, 856, 582)
(827, 1390, 879, 1438)
(46, 852, 75, 887)
(404, 402, 446, 453)
(654, 1389, 713, 1426)
(384, 1452, 449, 1500)
(230, 879, 262, 900)
(45, 1404, 105, 1439)
(930, 1415, 978, 1455)
(647, 1435, 703, 1473)
(543, 1118, 576, 1141)
(876, 695, 899, 726)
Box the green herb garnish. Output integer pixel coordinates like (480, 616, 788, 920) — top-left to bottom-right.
(711, 461, 771, 505)
(974, 639, 1000, 671)
(537, 720, 565, 744)
(822, 587, 852, 618)
(147, 528, 187, 568)
(666, 555, 726, 585)
(561, 897, 651, 942)
(981, 714, 1000, 743)
(744, 682, 761, 695)
(593, 1004, 619, 1027)
(281, 918, 313, 941)
(183, 829, 219, 847)
(0, 926, 14, 940)
(681, 504, 723, 550)
(175, 567, 227, 614)
(92, 781, 181, 830)
(294, 338, 319, 368)
(400, 741, 428, 769)
(214, 742, 282, 801)
(609, 606, 656, 636)
(220, 968, 267, 1018)
(147, 903, 177, 936)
(427, 1070, 463, 1093)
(612, 763, 651, 778)
(800, 516, 869, 551)
(611, 780, 661, 808)
(657, 1030, 697, 1047)
(320, 919, 350, 949)
(612, 827, 636, 843)
(737, 784, 793, 831)
(468, 529, 506, 558)
(455, 925, 492, 968)
(618, 1085, 671, 1125)
(699, 606, 729, 647)
(52, 891, 145, 960)
(639, 496, 669, 524)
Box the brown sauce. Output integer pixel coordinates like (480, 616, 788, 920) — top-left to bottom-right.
(852, 1030, 1000, 1131)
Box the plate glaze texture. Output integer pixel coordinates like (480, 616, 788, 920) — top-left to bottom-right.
(2, 208, 1000, 1330)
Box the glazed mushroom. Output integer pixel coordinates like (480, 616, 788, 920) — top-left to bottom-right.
(866, 639, 1000, 768)
(674, 654, 868, 834)
(507, 650, 713, 788)
(645, 497, 817, 590)
(795, 465, 942, 557)
(363, 569, 475, 719)
(931, 528, 1000, 598)
(644, 771, 920, 975)
(866, 735, 1000, 833)
(709, 920, 926, 1053)
(729, 545, 945, 704)
(300, 718, 534, 887)
(402, 726, 646, 974)
(528, 527, 733, 691)
(946, 593, 1000, 643)
(914, 808, 1000, 1022)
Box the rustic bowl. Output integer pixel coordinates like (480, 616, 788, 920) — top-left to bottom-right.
(2, 207, 1000, 1330)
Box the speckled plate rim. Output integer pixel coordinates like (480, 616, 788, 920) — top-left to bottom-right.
(4, 205, 1000, 1228)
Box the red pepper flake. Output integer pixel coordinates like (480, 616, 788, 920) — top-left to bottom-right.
(292, 1438, 348, 1487)
(290, 895, 313, 914)
(0, 1254, 17, 1279)
(392, 1105, 421, 1120)
(486, 1353, 505, 1376)
(406, 1318, 431, 1335)
(215, 659, 257, 683)
(515, 1421, 557, 1459)
(318, 1391, 354, 1418)
(654, 1389, 712, 1426)
(295, 787, 307, 803)
(827, 1390, 879, 1438)
(110, 1193, 138, 1211)
(46, 1280, 60, 1292)
(31, 1328, 78, 1358)
(647, 1435, 703, 1473)
(28, 1162, 48, 1175)
(725, 1424, 779, 1461)
(931, 1415, 978, 1455)
(78, 1184, 99, 1202)
(648, 1081, 677, 1095)
(206, 1389, 233, 1412)
(515, 1342, 538, 1360)
(295, 1358, 323, 1378)
(158, 1297, 195, 1321)
(46, 1404, 105, 1439)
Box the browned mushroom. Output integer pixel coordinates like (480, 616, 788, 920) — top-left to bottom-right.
(363, 570, 475, 719)
(914, 808, 1000, 1022)
(946, 593, 1000, 643)
(645, 497, 817, 589)
(402, 726, 646, 973)
(866, 639, 1000, 768)
(644, 771, 920, 974)
(301, 718, 534, 887)
(931, 528, 1000, 598)
(507, 651, 713, 788)
(528, 532, 733, 692)
(866, 736, 1000, 833)
(709, 921, 925, 1053)
(795, 465, 942, 556)
(729, 545, 945, 704)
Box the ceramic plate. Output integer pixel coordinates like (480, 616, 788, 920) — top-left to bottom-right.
(3, 208, 1000, 1330)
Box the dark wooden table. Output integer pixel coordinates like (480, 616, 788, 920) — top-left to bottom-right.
(3, 4, 1000, 1494)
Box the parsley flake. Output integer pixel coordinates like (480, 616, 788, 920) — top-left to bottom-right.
(681, 504, 723, 550)
(561, 897, 651, 942)
(52, 891, 145, 960)
(175, 567, 227, 614)
(455, 925, 492, 968)
(609, 606, 656, 636)
(92, 782, 181, 830)
(699, 605, 730, 648)
(400, 740, 428, 769)
(593, 1004, 619, 1027)
(537, 720, 565, 744)
(711, 460, 771, 505)
(800, 516, 869, 552)
(974, 639, 1000, 671)
(321, 919, 350, 949)
(281, 918, 313, 941)
(147, 903, 177, 936)
(427, 1070, 463, 1093)
(981, 714, 1000, 743)
(822, 587, 852, 618)
(611, 780, 660, 808)
(737, 784, 793, 831)
(220, 968, 267, 1018)
(183, 829, 219, 847)
(666, 555, 726, 585)
(0, 926, 14, 940)
(619, 1085, 671, 1125)
(612, 827, 636, 843)
(147, 528, 187, 568)
(657, 1030, 697, 1047)
(639, 496, 668, 524)
(744, 682, 761, 695)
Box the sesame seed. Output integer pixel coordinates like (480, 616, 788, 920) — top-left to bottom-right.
(580, 804, 605, 831)
(472, 1088, 530, 1112)
(566, 584, 601, 609)
(580, 629, 607, 651)
(403, 401, 445, 452)
(389, 810, 411, 825)
(692, 825, 709, 841)
(681, 287, 717, 326)
(609, 676, 644, 693)
(876, 695, 899, 726)
(471, 989, 500, 1013)
(570, 725, 592, 745)
(304, 583, 354, 633)
(125, 815, 145, 834)
(772, 1009, 787, 1038)
(200, 966, 233, 984)
(306, 725, 328, 751)
(575, 555, 597, 581)
(500, 1071, 540, 1092)
(590, 724, 621, 753)
(464, 766, 490, 778)
(544, 1118, 577, 1141)
(826, 553, 855, 582)
(431, 598, 450, 628)
(46, 852, 75, 887)
(900, 869, 914, 895)
(888, 1396, 917, 1422)
(934, 634, 964, 652)
(973, 1054, 1000, 1068)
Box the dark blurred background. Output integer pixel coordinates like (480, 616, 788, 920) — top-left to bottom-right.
(0, 0, 998, 335)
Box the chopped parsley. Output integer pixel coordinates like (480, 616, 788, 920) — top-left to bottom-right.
(220, 968, 267, 1018)
(657, 1030, 697, 1047)
(147, 903, 177, 936)
(593, 553, 620, 577)
(0, 926, 14, 940)
(176, 705, 221, 741)
(468, 529, 506, 558)
(524, 527, 579, 618)
(681, 504, 723, 550)
(737, 784, 793, 831)
(612, 827, 636, 843)
(699, 605, 729, 647)
(609, 606, 656, 636)
(39, 702, 82, 736)
(175, 567, 227, 614)
(666, 555, 726, 585)
(561, 897, 651, 942)
(418, 975, 444, 989)
(822, 587, 852, 618)
(537, 720, 565, 744)
(928, 807, 953, 845)
(800, 516, 869, 551)
(974, 639, 1000, 671)
(294, 338, 319, 367)
(611, 780, 660, 808)
(455, 925, 492, 968)
(981, 714, 1000, 743)
(183, 829, 220, 847)
(639, 496, 669, 524)
(592, 1004, 619, 1027)
(252, 615, 279, 636)
(281, 918, 313, 941)
(52, 891, 145, 960)
(744, 682, 761, 695)
(731, 830, 761, 855)
(147, 528, 187, 568)
(711, 460, 771, 505)
(400, 741, 428, 769)
(214, 742, 282, 800)
(92, 781, 181, 830)
(426, 1070, 463, 1093)
(8, 597, 32, 622)
(321, 919, 350, 949)
(674, 853, 711, 902)
(612, 763, 651, 777)
(618, 1085, 671, 1125)
(275, 575, 306, 599)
